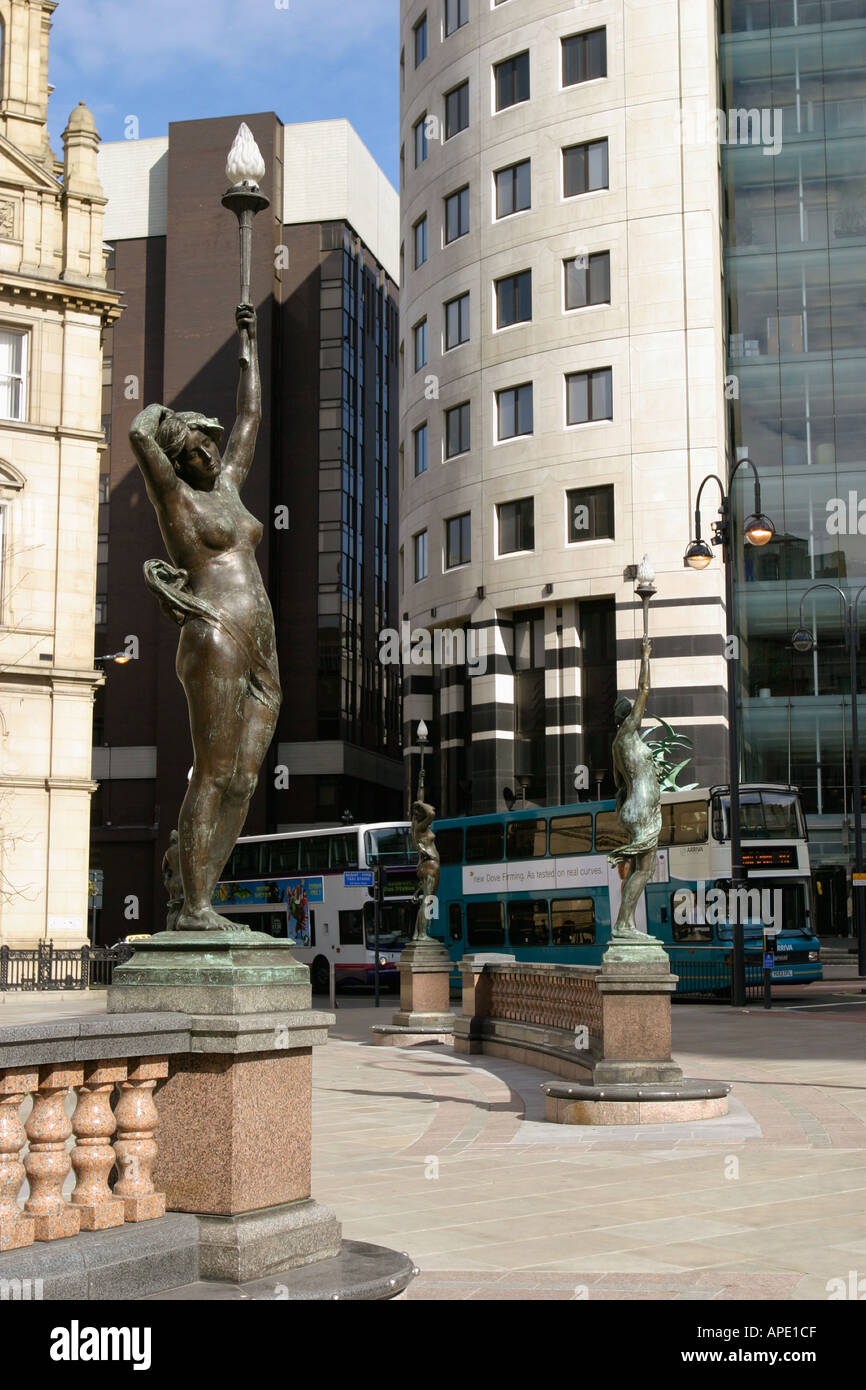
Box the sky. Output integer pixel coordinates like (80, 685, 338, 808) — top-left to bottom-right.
(46, 0, 400, 187)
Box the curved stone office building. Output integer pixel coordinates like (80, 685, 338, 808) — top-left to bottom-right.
(398, 0, 730, 815)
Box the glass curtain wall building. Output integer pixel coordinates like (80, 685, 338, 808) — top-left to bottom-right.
(721, 0, 866, 931)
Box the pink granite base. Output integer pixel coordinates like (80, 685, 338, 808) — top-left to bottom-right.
(400, 970, 450, 1015)
(152, 1051, 312, 1216)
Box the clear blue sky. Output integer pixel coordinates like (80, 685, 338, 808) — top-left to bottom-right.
(46, 0, 400, 187)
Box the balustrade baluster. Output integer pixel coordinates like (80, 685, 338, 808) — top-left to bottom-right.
(70, 1062, 127, 1229)
(23, 1065, 83, 1240)
(0, 1068, 37, 1250)
(113, 1057, 167, 1221)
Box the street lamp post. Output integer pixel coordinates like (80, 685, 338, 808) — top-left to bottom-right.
(684, 457, 775, 1007)
(792, 583, 866, 978)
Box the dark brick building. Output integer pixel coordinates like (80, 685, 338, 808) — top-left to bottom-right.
(90, 114, 401, 942)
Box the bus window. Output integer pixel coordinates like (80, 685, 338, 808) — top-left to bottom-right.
(506, 819, 547, 859)
(594, 812, 626, 852)
(466, 901, 505, 947)
(436, 827, 464, 865)
(670, 891, 712, 943)
(508, 900, 550, 948)
(300, 836, 330, 872)
(448, 903, 463, 943)
(549, 813, 592, 856)
(466, 823, 504, 863)
(658, 802, 708, 848)
(551, 897, 595, 946)
(329, 832, 359, 870)
(261, 912, 287, 939)
(263, 840, 299, 875)
(365, 826, 414, 864)
(338, 909, 363, 945)
(227, 842, 262, 879)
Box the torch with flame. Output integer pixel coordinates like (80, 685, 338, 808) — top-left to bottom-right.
(222, 123, 269, 366)
(634, 554, 657, 639)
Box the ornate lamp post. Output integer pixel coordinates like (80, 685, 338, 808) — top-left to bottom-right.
(416, 718, 429, 801)
(634, 553, 657, 640)
(684, 456, 775, 1006)
(792, 583, 866, 977)
(221, 123, 269, 367)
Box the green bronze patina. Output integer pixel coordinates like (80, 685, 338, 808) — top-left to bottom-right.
(606, 635, 668, 962)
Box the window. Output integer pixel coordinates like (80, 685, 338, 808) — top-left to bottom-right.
(506, 819, 546, 859)
(567, 484, 615, 543)
(414, 13, 427, 66)
(445, 80, 469, 139)
(329, 833, 359, 869)
(498, 497, 534, 554)
(436, 826, 465, 864)
(413, 422, 428, 476)
(338, 909, 363, 945)
(549, 814, 593, 856)
(566, 368, 613, 425)
(562, 28, 607, 86)
(508, 900, 550, 948)
(495, 270, 532, 328)
(466, 900, 505, 948)
(445, 512, 471, 568)
(413, 319, 428, 371)
(445, 401, 470, 458)
(0, 331, 27, 421)
(564, 251, 610, 309)
(466, 822, 504, 862)
(414, 215, 428, 268)
(658, 801, 708, 848)
(494, 51, 530, 111)
(414, 529, 428, 581)
(264, 839, 299, 874)
(563, 139, 609, 196)
(414, 115, 428, 167)
(445, 0, 468, 35)
(445, 291, 470, 349)
(299, 835, 330, 871)
(496, 383, 533, 440)
(495, 159, 530, 218)
(551, 897, 595, 946)
(444, 185, 470, 243)
(595, 810, 627, 851)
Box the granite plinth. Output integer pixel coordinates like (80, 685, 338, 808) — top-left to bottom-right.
(108, 930, 312, 1016)
(542, 1079, 731, 1125)
(396, 942, 454, 1026)
(153, 1049, 313, 1215)
(143, 1239, 417, 1301)
(196, 1197, 341, 1283)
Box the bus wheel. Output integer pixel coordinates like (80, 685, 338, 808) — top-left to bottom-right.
(311, 956, 330, 995)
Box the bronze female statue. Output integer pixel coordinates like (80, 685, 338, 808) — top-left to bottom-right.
(130, 303, 280, 931)
(609, 635, 662, 939)
(410, 799, 440, 941)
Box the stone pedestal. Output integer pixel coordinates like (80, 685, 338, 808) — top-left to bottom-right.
(108, 928, 341, 1281)
(371, 938, 455, 1047)
(595, 955, 682, 1085)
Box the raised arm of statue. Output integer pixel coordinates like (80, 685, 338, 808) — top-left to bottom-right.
(617, 637, 652, 735)
(222, 303, 261, 488)
(129, 404, 179, 500)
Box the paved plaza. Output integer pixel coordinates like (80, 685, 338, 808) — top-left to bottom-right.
(3, 975, 865, 1302)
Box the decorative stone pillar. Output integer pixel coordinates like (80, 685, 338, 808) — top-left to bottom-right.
(594, 959, 682, 1085)
(24, 1065, 83, 1241)
(452, 954, 506, 1055)
(371, 938, 455, 1047)
(113, 1057, 168, 1222)
(70, 1062, 127, 1230)
(0, 1069, 37, 1251)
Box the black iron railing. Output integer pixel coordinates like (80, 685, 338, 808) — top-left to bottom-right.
(672, 955, 765, 1004)
(0, 942, 133, 992)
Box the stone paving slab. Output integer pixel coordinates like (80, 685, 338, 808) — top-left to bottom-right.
(311, 996, 866, 1300)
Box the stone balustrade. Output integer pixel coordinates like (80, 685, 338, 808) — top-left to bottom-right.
(0, 1012, 186, 1255)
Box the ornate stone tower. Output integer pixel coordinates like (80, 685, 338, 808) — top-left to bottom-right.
(0, 0, 121, 947)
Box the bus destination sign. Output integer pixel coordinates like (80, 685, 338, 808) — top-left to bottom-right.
(741, 847, 798, 869)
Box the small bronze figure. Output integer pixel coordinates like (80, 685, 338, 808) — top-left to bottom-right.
(609, 635, 662, 940)
(130, 303, 280, 931)
(410, 800, 440, 941)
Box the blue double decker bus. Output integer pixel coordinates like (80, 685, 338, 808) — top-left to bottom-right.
(429, 784, 821, 993)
